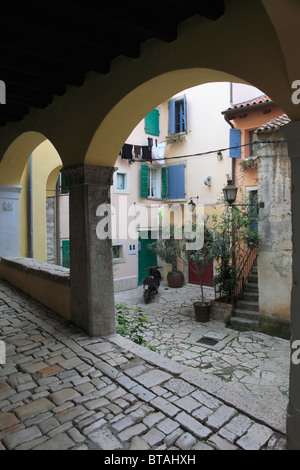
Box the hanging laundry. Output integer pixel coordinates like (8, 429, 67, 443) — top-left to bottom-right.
(152, 142, 166, 164)
(133, 145, 142, 159)
(141, 145, 152, 162)
(121, 143, 133, 159)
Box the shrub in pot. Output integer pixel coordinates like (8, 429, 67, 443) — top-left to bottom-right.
(149, 236, 184, 288)
(184, 228, 215, 322)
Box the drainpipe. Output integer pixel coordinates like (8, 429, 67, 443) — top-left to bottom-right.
(55, 178, 61, 266)
(28, 154, 33, 258)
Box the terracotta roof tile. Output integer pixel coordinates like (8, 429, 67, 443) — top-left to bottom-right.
(254, 114, 291, 133)
(227, 94, 272, 110)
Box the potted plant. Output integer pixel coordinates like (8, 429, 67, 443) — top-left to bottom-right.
(184, 227, 215, 322)
(149, 235, 184, 288)
(239, 156, 258, 172)
(165, 131, 187, 146)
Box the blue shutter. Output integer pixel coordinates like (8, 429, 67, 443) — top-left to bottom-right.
(229, 128, 241, 158)
(168, 164, 185, 199)
(168, 99, 176, 135)
(182, 94, 187, 132)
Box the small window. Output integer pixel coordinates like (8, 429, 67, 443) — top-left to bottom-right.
(148, 168, 162, 198)
(112, 243, 126, 263)
(114, 170, 129, 194)
(113, 245, 121, 259)
(117, 173, 125, 190)
(168, 95, 187, 135)
(249, 130, 256, 156)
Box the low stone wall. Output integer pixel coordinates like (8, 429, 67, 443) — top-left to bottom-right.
(0, 257, 70, 319)
(210, 299, 232, 321)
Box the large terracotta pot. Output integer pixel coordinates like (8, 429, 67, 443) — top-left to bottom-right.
(167, 270, 184, 288)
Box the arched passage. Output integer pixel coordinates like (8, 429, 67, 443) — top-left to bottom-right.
(0, 133, 63, 261)
(0, 0, 300, 448)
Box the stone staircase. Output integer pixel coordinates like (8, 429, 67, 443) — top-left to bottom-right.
(230, 262, 260, 332)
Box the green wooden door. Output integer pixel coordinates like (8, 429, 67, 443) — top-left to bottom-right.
(138, 233, 157, 285)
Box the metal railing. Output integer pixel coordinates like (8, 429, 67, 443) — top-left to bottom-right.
(233, 246, 259, 299)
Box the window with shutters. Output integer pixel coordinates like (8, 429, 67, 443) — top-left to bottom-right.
(145, 109, 160, 136)
(148, 168, 161, 198)
(140, 165, 167, 199)
(168, 95, 187, 135)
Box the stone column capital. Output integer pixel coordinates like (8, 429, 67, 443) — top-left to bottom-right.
(0, 185, 22, 200)
(61, 164, 117, 187)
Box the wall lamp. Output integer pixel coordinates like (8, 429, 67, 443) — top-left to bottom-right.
(188, 196, 199, 212)
(222, 180, 238, 206)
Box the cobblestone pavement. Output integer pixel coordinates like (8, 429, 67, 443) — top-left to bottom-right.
(115, 284, 290, 412)
(0, 279, 288, 450)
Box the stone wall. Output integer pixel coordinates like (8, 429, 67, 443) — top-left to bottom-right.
(0, 257, 70, 319)
(255, 130, 292, 338)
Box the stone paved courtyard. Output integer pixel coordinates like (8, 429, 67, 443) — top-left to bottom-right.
(0, 278, 289, 450)
(115, 283, 289, 410)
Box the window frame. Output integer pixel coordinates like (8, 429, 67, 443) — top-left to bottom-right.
(112, 242, 126, 264)
(148, 167, 162, 199)
(114, 169, 130, 194)
(168, 94, 187, 135)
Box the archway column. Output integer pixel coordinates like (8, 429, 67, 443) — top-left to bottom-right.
(282, 121, 300, 449)
(62, 164, 116, 337)
(0, 185, 22, 258)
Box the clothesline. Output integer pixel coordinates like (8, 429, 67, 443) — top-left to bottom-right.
(120, 141, 166, 164)
(120, 139, 285, 164)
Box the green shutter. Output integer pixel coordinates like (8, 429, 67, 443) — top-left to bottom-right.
(141, 165, 149, 198)
(145, 109, 160, 136)
(62, 239, 70, 268)
(161, 167, 167, 199)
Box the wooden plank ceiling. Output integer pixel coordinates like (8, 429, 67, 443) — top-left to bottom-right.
(0, 0, 225, 126)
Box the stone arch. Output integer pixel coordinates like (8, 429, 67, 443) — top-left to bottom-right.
(84, 68, 252, 166)
(0, 131, 47, 186)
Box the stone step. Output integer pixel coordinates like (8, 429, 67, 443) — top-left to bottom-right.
(244, 282, 258, 293)
(233, 308, 259, 321)
(248, 274, 258, 283)
(236, 300, 259, 312)
(230, 316, 260, 332)
(243, 291, 259, 302)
